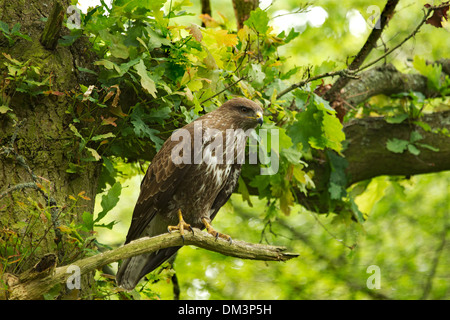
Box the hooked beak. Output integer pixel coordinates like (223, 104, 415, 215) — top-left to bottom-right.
(256, 111, 263, 126)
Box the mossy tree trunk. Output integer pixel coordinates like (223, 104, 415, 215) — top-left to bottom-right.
(0, 0, 100, 299)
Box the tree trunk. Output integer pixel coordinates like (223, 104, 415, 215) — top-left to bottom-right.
(232, 0, 259, 29)
(0, 0, 100, 299)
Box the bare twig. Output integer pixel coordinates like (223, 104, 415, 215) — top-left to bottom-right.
(357, 6, 435, 72)
(277, 3, 445, 102)
(276, 69, 359, 99)
(200, 76, 246, 104)
(324, 0, 400, 100)
(420, 213, 449, 300)
(0, 182, 39, 200)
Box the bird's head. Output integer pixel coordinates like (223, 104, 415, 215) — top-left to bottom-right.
(218, 97, 264, 130)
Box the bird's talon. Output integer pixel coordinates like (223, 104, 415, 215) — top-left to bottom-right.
(201, 217, 232, 243)
(167, 209, 192, 240)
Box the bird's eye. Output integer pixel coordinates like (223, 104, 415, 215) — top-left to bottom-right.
(240, 107, 249, 113)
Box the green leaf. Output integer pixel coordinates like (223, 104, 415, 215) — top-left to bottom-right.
(327, 151, 348, 200)
(135, 59, 157, 98)
(416, 143, 439, 152)
(244, 8, 269, 34)
(0, 105, 12, 114)
(321, 104, 345, 152)
(284, 28, 300, 44)
(99, 30, 129, 59)
(407, 144, 420, 156)
(69, 123, 84, 140)
(249, 175, 271, 199)
(58, 29, 82, 46)
(145, 26, 171, 49)
(386, 113, 408, 124)
(94, 59, 118, 70)
(77, 67, 97, 75)
(413, 55, 442, 90)
(131, 104, 165, 150)
(91, 132, 116, 141)
(0, 20, 10, 34)
(349, 196, 365, 224)
(238, 176, 253, 207)
(287, 96, 345, 153)
(409, 130, 423, 143)
(148, 106, 171, 124)
(413, 121, 432, 132)
(95, 182, 122, 223)
(82, 211, 94, 231)
(329, 182, 344, 200)
(248, 63, 265, 85)
(86, 147, 101, 161)
(386, 138, 409, 153)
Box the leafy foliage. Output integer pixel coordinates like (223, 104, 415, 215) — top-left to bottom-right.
(2, 0, 449, 300)
(62, 0, 350, 219)
(65, 0, 448, 299)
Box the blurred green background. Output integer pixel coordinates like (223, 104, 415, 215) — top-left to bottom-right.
(91, 0, 450, 299)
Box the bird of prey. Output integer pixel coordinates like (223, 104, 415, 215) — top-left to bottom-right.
(116, 97, 264, 290)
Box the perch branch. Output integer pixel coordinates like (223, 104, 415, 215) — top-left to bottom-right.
(4, 229, 298, 300)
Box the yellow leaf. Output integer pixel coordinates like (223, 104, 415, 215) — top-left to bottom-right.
(269, 61, 282, 68)
(237, 25, 250, 41)
(180, 67, 198, 87)
(292, 165, 306, 184)
(280, 188, 294, 216)
(58, 225, 72, 233)
(86, 147, 101, 161)
(187, 79, 203, 92)
(199, 14, 221, 28)
(78, 191, 91, 201)
(214, 30, 238, 47)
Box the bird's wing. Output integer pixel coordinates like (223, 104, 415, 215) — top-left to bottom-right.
(124, 134, 193, 244)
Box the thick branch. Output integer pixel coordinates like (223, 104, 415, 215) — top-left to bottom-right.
(244, 110, 450, 213)
(343, 111, 450, 185)
(340, 63, 446, 107)
(4, 229, 298, 300)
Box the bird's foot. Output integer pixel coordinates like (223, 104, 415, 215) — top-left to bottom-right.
(168, 209, 194, 241)
(201, 218, 232, 244)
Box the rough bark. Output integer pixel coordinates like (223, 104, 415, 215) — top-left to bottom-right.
(232, 0, 259, 29)
(340, 63, 444, 107)
(0, 0, 100, 299)
(344, 111, 450, 185)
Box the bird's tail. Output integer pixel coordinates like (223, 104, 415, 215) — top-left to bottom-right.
(116, 247, 181, 290)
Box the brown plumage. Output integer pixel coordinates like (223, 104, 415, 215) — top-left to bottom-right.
(116, 97, 263, 290)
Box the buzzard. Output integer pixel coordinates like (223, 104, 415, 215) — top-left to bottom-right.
(116, 97, 264, 290)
